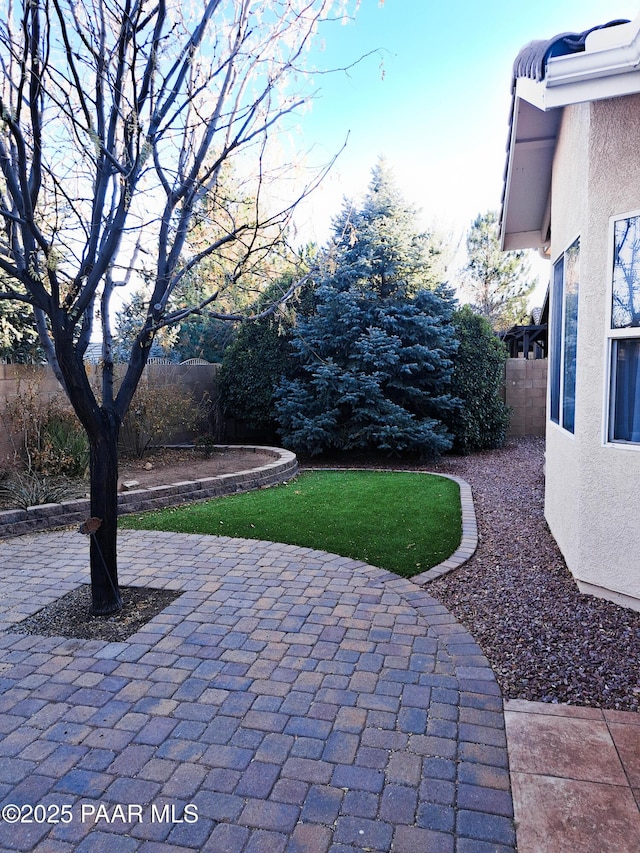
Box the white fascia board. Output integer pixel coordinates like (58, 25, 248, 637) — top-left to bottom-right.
(543, 68, 640, 108)
(546, 37, 640, 88)
(514, 76, 547, 111)
(502, 230, 548, 251)
(516, 61, 640, 112)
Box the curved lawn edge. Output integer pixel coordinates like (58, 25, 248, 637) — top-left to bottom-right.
(301, 467, 477, 583)
(411, 473, 478, 585)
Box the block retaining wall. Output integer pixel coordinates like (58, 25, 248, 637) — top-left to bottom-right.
(0, 446, 298, 539)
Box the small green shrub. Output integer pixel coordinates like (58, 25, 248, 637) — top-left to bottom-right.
(218, 316, 293, 438)
(0, 469, 85, 509)
(194, 432, 219, 457)
(447, 306, 510, 454)
(36, 413, 89, 478)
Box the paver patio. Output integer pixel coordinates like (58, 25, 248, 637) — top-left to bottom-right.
(0, 529, 516, 852)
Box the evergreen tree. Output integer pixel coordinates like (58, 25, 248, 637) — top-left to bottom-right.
(218, 316, 291, 438)
(275, 161, 457, 457)
(0, 299, 43, 363)
(218, 275, 312, 437)
(175, 318, 235, 363)
(169, 165, 289, 363)
(464, 210, 536, 332)
(446, 306, 510, 453)
(114, 291, 179, 362)
(330, 157, 445, 298)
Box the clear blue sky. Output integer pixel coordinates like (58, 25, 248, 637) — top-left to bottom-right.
(292, 0, 640, 284)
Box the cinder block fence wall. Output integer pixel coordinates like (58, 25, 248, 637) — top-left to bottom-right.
(502, 358, 547, 437)
(0, 357, 548, 464)
(0, 362, 220, 464)
(0, 365, 63, 464)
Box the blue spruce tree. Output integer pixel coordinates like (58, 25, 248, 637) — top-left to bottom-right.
(275, 158, 458, 457)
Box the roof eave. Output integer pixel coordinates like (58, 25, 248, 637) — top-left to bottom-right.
(544, 47, 640, 109)
(500, 15, 640, 253)
(546, 17, 640, 100)
(500, 82, 559, 252)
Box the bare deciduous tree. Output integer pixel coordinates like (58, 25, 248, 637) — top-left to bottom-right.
(0, 0, 355, 614)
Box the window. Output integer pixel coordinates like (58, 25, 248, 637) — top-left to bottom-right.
(550, 238, 580, 433)
(609, 214, 640, 443)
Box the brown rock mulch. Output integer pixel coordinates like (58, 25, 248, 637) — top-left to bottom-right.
(9, 585, 182, 642)
(304, 436, 640, 710)
(428, 436, 640, 711)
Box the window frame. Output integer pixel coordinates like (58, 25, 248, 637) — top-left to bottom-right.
(605, 210, 640, 448)
(549, 236, 580, 435)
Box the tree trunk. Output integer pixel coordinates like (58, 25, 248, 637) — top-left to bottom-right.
(87, 413, 123, 616)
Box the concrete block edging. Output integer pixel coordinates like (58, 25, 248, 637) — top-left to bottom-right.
(410, 473, 478, 585)
(0, 445, 298, 539)
(0, 455, 478, 586)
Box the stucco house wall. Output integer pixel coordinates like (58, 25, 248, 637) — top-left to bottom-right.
(548, 97, 640, 609)
(501, 16, 640, 611)
(577, 95, 640, 607)
(544, 103, 588, 574)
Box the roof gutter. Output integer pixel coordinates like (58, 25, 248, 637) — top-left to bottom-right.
(545, 57, 640, 110)
(500, 14, 640, 252)
(523, 15, 640, 110)
(548, 18, 640, 82)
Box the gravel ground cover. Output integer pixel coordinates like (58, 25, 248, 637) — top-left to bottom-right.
(306, 436, 640, 711)
(428, 436, 640, 711)
(9, 584, 181, 641)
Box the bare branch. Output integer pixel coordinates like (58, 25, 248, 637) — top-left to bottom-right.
(154, 268, 316, 332)
(0, 0, 360, 414)
(0, 289, 34, 305)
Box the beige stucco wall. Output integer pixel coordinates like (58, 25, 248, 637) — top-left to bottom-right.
(545, 102, 588, 575)
(546, 94, 640, 610)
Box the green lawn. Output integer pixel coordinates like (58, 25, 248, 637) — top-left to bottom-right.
(120, 470, 462, 578)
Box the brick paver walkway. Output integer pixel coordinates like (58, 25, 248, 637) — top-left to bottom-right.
(0, 530, 516, 852)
